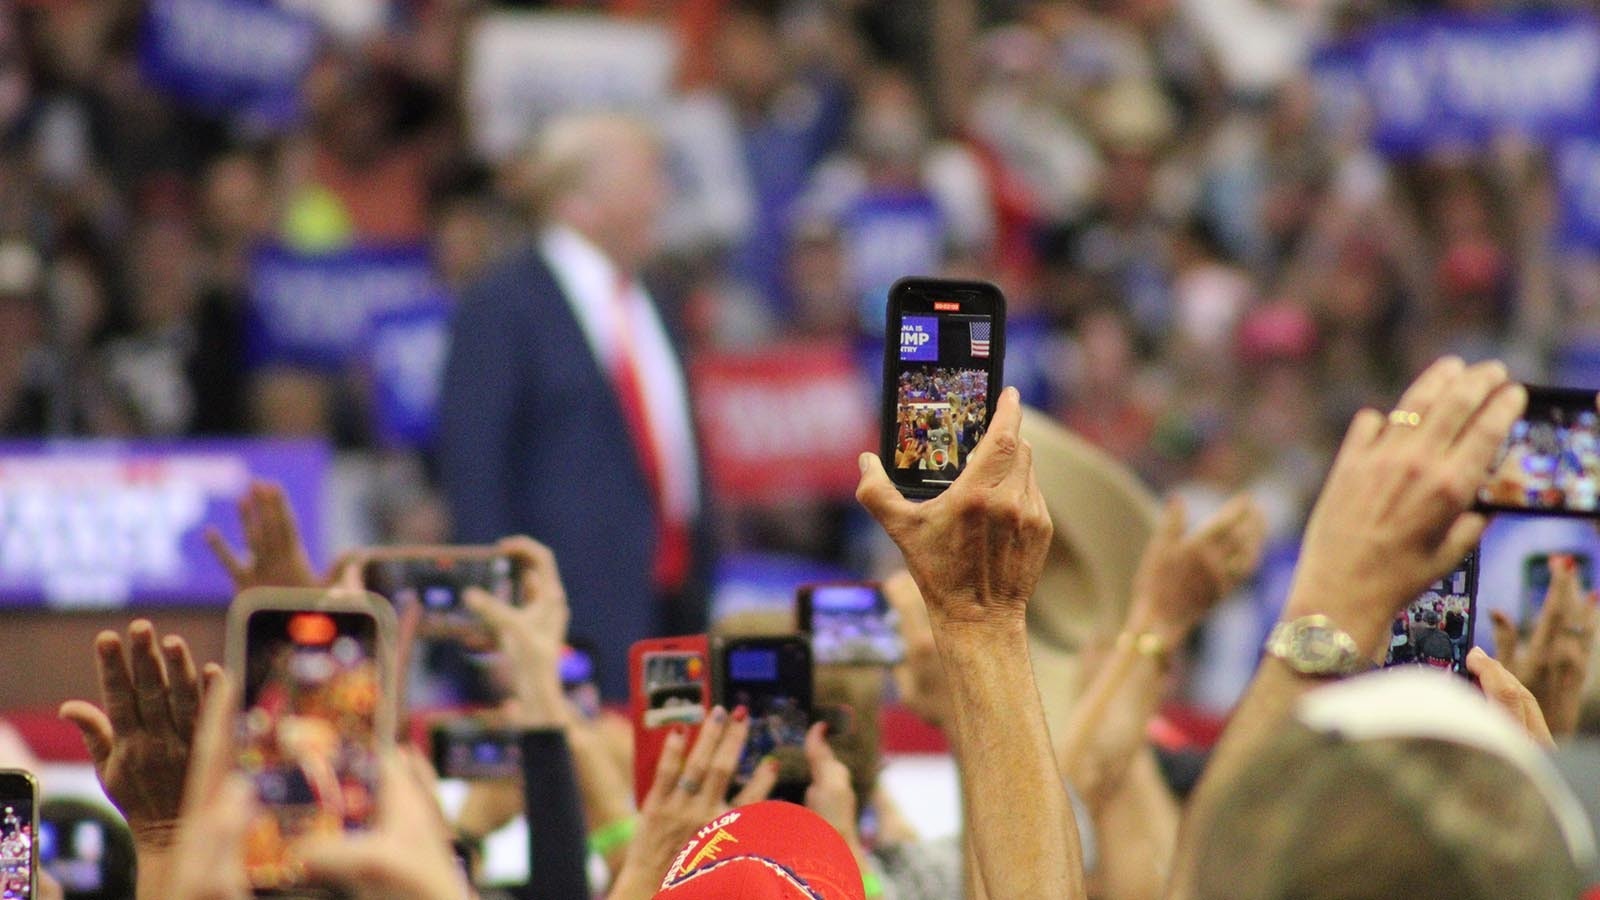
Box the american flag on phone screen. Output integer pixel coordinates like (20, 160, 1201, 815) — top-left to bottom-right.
(970, 321, 991, 358)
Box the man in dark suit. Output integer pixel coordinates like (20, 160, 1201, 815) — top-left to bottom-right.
(439, 114, 705, 698)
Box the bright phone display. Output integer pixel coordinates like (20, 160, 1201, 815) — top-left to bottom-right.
(630, 636, 711, 805)
(229, 590, 394, 893)
(0, 770, 36, 900)
(1384, 552, 1477, 677)
(882, 277, 1005, 498)
(1478, 385, 1600, 516)
(798, 583, 904, 665)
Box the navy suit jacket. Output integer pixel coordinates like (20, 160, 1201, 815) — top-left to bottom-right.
(439, 243, 701, 698)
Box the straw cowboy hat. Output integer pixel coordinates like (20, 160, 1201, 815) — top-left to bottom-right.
(1022, 406, 1159, 739)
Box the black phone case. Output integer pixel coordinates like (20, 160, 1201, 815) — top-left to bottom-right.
(1475, 385, 1600, 519)
(880, 276, 1006, 500)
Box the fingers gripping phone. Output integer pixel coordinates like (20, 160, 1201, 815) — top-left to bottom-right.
(1384, 551, 1478, 677)
(630, 636, 711, 806)
(0, 770, 36, 900)
(227, 588, 397, 894)
(881, 277, 1005, 499)
(1477, 386, 1600, 516)
(797, 583, 904, 666)
(714, 636, 814, 805)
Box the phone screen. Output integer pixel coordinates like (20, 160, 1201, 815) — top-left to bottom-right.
(1478, 386, 1600, 516)
(802, 584, 904, 666)
(641, 651, 708, 729)
(363, 555, 516, 646)
(37, 819, 101, 892)
(719, 640, 812, 789)
(561, 646, 601, 721)
(239, 610, 383, 891)
(431, 723, 523, 781)
(1384, 552, 1477, 676)
(883, 278, 1004, 497)
(0, 773, 34, 900)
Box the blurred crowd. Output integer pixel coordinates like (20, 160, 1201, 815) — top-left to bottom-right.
(1, 0, 1593, 589)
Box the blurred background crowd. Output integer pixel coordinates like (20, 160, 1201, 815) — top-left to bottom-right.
(3, 0, 1599, 711)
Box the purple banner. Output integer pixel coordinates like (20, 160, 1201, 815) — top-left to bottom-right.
(0, 440, 329, 609)
(900, 316, 939, 362)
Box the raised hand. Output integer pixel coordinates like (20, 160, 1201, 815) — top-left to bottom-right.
(295, 751, 473, 900)
(58, 621, 219, 851)
(1490, 554, 1597, 738)
(856, 386, 1054, 632)
(607, 707, 778, 900)
(1126, 493, 1267, 644)
(463, 536, 572, 728)
(1283, 358, 1524, 656)
(802, 723, 863, 855)
(204, 480, 319, 591)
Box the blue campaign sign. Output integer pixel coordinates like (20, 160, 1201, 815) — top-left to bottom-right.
(0, 439, 330, 608)
(899, 316, 939, 362)
(139, 0, 320, 129)
(248, 243, 444, 370)
(1316, 11, 1600, 157)
(367, 299, 452, 449)
(843, 191, 946, 332)
(1555, 136, 1600, 248)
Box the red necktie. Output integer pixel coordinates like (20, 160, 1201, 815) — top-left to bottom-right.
(609, 278, 691, 592)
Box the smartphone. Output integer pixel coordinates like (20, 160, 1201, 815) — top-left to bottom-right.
(0, 770, 36, 900)
(1477, 386, 1600, 516)
(715, 636, 813, 804)
(227, 588, 397, 894)
(797, 582, 904, 666)
(37, 809, 117, 897)
(1520, 552, 1596, 630)
(630, 636, 711, 805)
(430, 720, 523, 781)
(1384, 551, 1478, 676)
(360, 547, 520, 650)
(881, 277, 1006, 499)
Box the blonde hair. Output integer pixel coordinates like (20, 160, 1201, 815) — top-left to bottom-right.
(512, 113, 660, 223)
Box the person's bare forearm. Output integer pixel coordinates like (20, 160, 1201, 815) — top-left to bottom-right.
(566, 721, 637, 872)
(1056, 634, 1166, 812)
(135, 846, 174, 900)
(937, 620, 1083, 899)
(1095, 749, 1178, 900)
(1164, 660, 1307, 900)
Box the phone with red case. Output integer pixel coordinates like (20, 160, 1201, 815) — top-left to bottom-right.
(629, 635, 711, 806)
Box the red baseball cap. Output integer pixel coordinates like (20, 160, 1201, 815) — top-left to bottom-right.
(652, 801, 866, 900)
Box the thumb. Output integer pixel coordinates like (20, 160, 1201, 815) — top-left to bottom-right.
(463, 586, 516, 631)
(1490, 609, 1521, 672)
(856, 453, 912, 529)
(57, 702, 113, 766)
(731, 757, 779, 807)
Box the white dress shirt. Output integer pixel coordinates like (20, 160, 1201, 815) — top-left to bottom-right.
(539, 225, 701, 523)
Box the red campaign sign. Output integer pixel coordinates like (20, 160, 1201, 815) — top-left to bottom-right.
(690, 343, 876, 504)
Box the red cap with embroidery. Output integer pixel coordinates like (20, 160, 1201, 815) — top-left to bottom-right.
(652, 801, 866, 900)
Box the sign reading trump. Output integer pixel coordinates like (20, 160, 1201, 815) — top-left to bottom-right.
(900, 317, 939, 362)
(0, 440, 328, 609)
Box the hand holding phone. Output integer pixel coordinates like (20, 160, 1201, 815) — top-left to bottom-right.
(226, 587, 396, 893)
(360, 546, 521, 650)
(881, 277, 1006, 499)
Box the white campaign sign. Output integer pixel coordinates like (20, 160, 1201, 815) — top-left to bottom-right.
(464, 12, 677, 162)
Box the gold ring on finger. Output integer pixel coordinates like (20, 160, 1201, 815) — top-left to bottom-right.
(1389, 409, 1422, 428)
